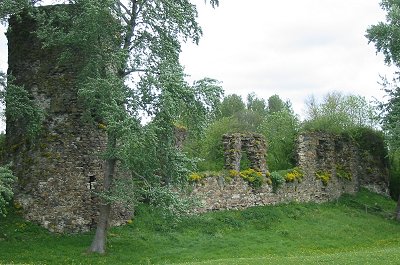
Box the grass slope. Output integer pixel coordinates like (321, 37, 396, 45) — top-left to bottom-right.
(0, 189, 399, 264)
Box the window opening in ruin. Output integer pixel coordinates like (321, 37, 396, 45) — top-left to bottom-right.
(89, 175, 96, 190)
(240, 151, 251, 170)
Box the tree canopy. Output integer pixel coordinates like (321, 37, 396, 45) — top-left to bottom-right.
(303, 92, 379, 134)
(366, 0, 400, 218)
(1, 0, 222, 253)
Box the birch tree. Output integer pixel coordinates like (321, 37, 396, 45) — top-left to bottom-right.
(1, 0, 222, 253)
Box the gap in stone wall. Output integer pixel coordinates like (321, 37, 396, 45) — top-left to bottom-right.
(240, 151, 251, 170)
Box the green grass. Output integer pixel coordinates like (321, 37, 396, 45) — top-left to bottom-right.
(1, 189, 400, 264)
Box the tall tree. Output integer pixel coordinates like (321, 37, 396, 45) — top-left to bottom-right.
(1, 0, 221, 253)
(267, 94, 289, 114)
(247, 92, 267, 116)
(303, 92, 378, 133)
(218, 94, 246, 118)
(366, 0, 400, 221)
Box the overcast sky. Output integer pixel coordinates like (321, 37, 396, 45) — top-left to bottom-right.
(180, 0, 394, 116)
(0, 0, 396, 122)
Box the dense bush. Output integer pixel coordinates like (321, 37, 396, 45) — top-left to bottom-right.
(270, 171, 285, 192)
(389, 150, 400, 200)
(258, 109, 299, 171)
(239, 168, 264, 188)
(0, 165, 16, 217)
(348, 127, 388, 168)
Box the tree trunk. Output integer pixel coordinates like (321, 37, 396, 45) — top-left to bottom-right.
(88, 202, 112, 254)
(88, 133, 116, 254)
(396, 194, 400, 222)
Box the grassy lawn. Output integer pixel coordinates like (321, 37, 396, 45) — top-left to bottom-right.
(1, 189, 399, 264)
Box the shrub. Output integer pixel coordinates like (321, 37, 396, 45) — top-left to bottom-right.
(0, 165, 17, 217)
(284, 167, 303, 183)
(270, 171, 285, 192)
(228, 169, 240, 178)
(302, 92, 379, 134)
(240, 168, 264, 188)
(336, 164, 352, 180)
(316, 171, 331, 186)
(258, 109, 299, 171)
(188, 172, 204, 182)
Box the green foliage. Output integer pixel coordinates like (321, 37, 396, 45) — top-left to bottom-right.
(349, 127, 388, 167)
(11, 0, 223, 252)
(335, 164, 352, 181)
(303, 92, 379, 134)
(247, 92, 267, 116)
(194, 93, 298, 172)
(239, 151, 251, 170)
(187, 78, 224, 131)
(190, 116, 244, 171)
(141, 185, 200, 223)
(366, 0, 400, 68)
(349, 127, 385, 153)
(239, 168, 264, 188)
(258, 108, 299, 171)
(377, 76, 400, 152)
(270, 171, 285, 192)
(0, 133, 5, 161)
(216, 93, 267, 129)
(0, 72, 5, 89)
(0, 0, 37, 22)
(273, 168, 304, 185)
(389, 149, 400, 200)
(373, 78, 400, 198)
(218, 94, 246, 119)
(4, 82, 44, 139)
(188, 172, 205, 182)
(0, 190, 399, 264)
(0, 165, 16, 217)
(284, 167, 304, 183)
(366, 1, 400, 202)
(1, 74, 44, 141)
(316, 171, 331, 186)
(267, 94, 290, 113)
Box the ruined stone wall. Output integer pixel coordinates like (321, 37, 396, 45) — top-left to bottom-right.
(6, 8, 129, 233)
(191, 132, 389, 212)
(223, 133, 267, 174)
(6, 8, 390, 233)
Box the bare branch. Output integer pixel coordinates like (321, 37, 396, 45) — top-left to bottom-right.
(122, 0, 139, 51)
(131, 169, 150, 188)
(112, 4, 130, 25)
(122, 68, 160, 77)
(117, 0, 132, 17)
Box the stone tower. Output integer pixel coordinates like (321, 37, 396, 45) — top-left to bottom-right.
(6, 8, 126, 233)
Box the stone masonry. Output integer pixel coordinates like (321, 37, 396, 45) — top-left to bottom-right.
(6, 8, 129, 233)
(223, 133, 267, 175)
(191, 132, 389, 212)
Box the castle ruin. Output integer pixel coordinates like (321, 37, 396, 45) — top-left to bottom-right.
(191, 132, 389, 211)
(4, 8, 390, 233)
